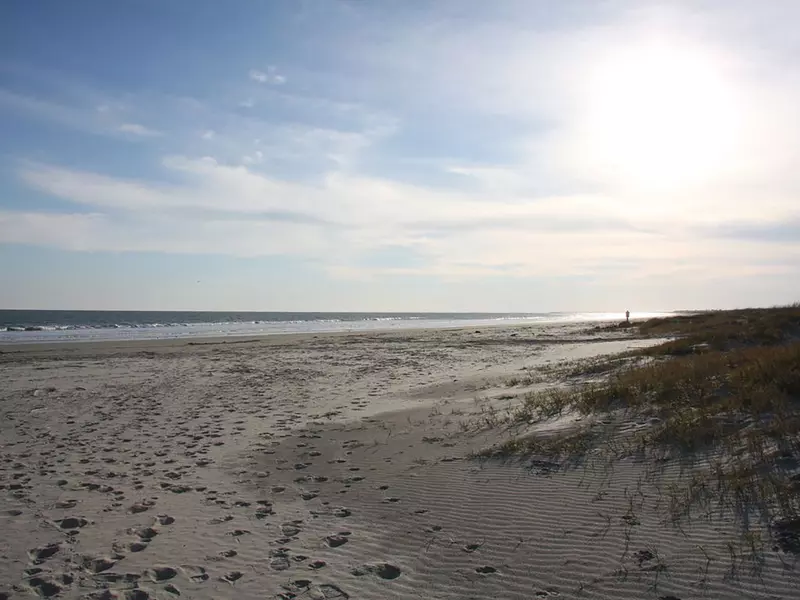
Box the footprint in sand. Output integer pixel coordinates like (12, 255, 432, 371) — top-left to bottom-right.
(208, 515, 234, 525)
(127, 541, 148, 553)
(147, 566, 178, 582)
(180, 565, 209, 582)
(26, 577, 61, 598)
(220, 571, 243, 584)
(352, 563, 402, 580)
(81, 555, 117, 573)
(281, 522, 303, 537)
(57, 516, 89, 530)
(270, 550, 291, 571)
(93, 573, 141, 588)
(255, 505, 274, 519)
(228, 528, 251, 538)
(475, 566, 497, 574)
(325, 532, 351, 548)
(295, 475, 329, 484)
(131, 526, 159, 542)
(28, 543, 61, 563)
(309, 560, 326, 570)
(315, 583, 349, 599)
(128, 500, 156, 514)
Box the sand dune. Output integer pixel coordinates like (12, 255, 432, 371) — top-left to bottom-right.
(1, 325, 797, 599)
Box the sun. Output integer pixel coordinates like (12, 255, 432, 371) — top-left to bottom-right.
(583, 39, 742, 191)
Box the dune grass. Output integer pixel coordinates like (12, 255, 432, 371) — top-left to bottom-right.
(638, 304, 800, 356)
(475, 305, 800, 546)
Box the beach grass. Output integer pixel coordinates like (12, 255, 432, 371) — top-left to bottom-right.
(475, 305, 800, 545)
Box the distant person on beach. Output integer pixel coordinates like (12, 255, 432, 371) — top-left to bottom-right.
(626, 310, 630, 323)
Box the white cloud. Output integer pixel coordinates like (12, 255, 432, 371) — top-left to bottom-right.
(249, 66, 286, 85)
(11, 155, 800, 281)
(0, 209, 328, 257)
(118, 123, 162, 137)
(201, 129, 215, 140)
(242, 150, 263, 164)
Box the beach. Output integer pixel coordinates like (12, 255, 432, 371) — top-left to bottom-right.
(1, 321, 798, 599)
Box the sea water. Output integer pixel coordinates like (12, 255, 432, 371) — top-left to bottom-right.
(0, 310, 673, 344)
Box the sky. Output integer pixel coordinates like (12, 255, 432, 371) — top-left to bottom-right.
(2, 0, 800, 312)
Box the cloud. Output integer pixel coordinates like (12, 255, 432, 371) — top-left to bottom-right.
(11, 155, 800, 281)
(249, 66, 286, 85)
(0, 209, 330, 257)
(242, 150, 263, 164)
(0, 88, 165, 141)
(5, 1, 800, 297)
(118, 123, 162, 137)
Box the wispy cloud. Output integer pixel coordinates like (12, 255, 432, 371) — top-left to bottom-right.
(0, 87, 164, 141)
(118, 123, 162, 137)
(11, 154, 800, 281)
(249, 66, 286, 85)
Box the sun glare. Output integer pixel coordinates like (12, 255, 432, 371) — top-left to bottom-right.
(584, 40, 742, 191)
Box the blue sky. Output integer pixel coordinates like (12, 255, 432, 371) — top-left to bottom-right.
(2, 0, 800, 311)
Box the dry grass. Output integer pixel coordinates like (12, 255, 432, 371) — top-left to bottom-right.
(474, 305, 800, 548)
(639, 304, 800, 356)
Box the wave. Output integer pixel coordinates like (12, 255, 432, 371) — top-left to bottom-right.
(3, 315, 477, 331)
(2, 311, 675, 341)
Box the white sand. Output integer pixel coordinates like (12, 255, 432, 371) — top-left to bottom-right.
(1, 324, 797, 599)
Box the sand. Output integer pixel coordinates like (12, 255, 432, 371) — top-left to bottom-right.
(1, 324, 798, 599)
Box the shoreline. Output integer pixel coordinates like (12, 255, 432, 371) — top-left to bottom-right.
(0, 319, 641, 355)
(0, 310, 675, 349)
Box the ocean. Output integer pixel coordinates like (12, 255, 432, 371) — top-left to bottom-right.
(0, 310, 670, 344)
